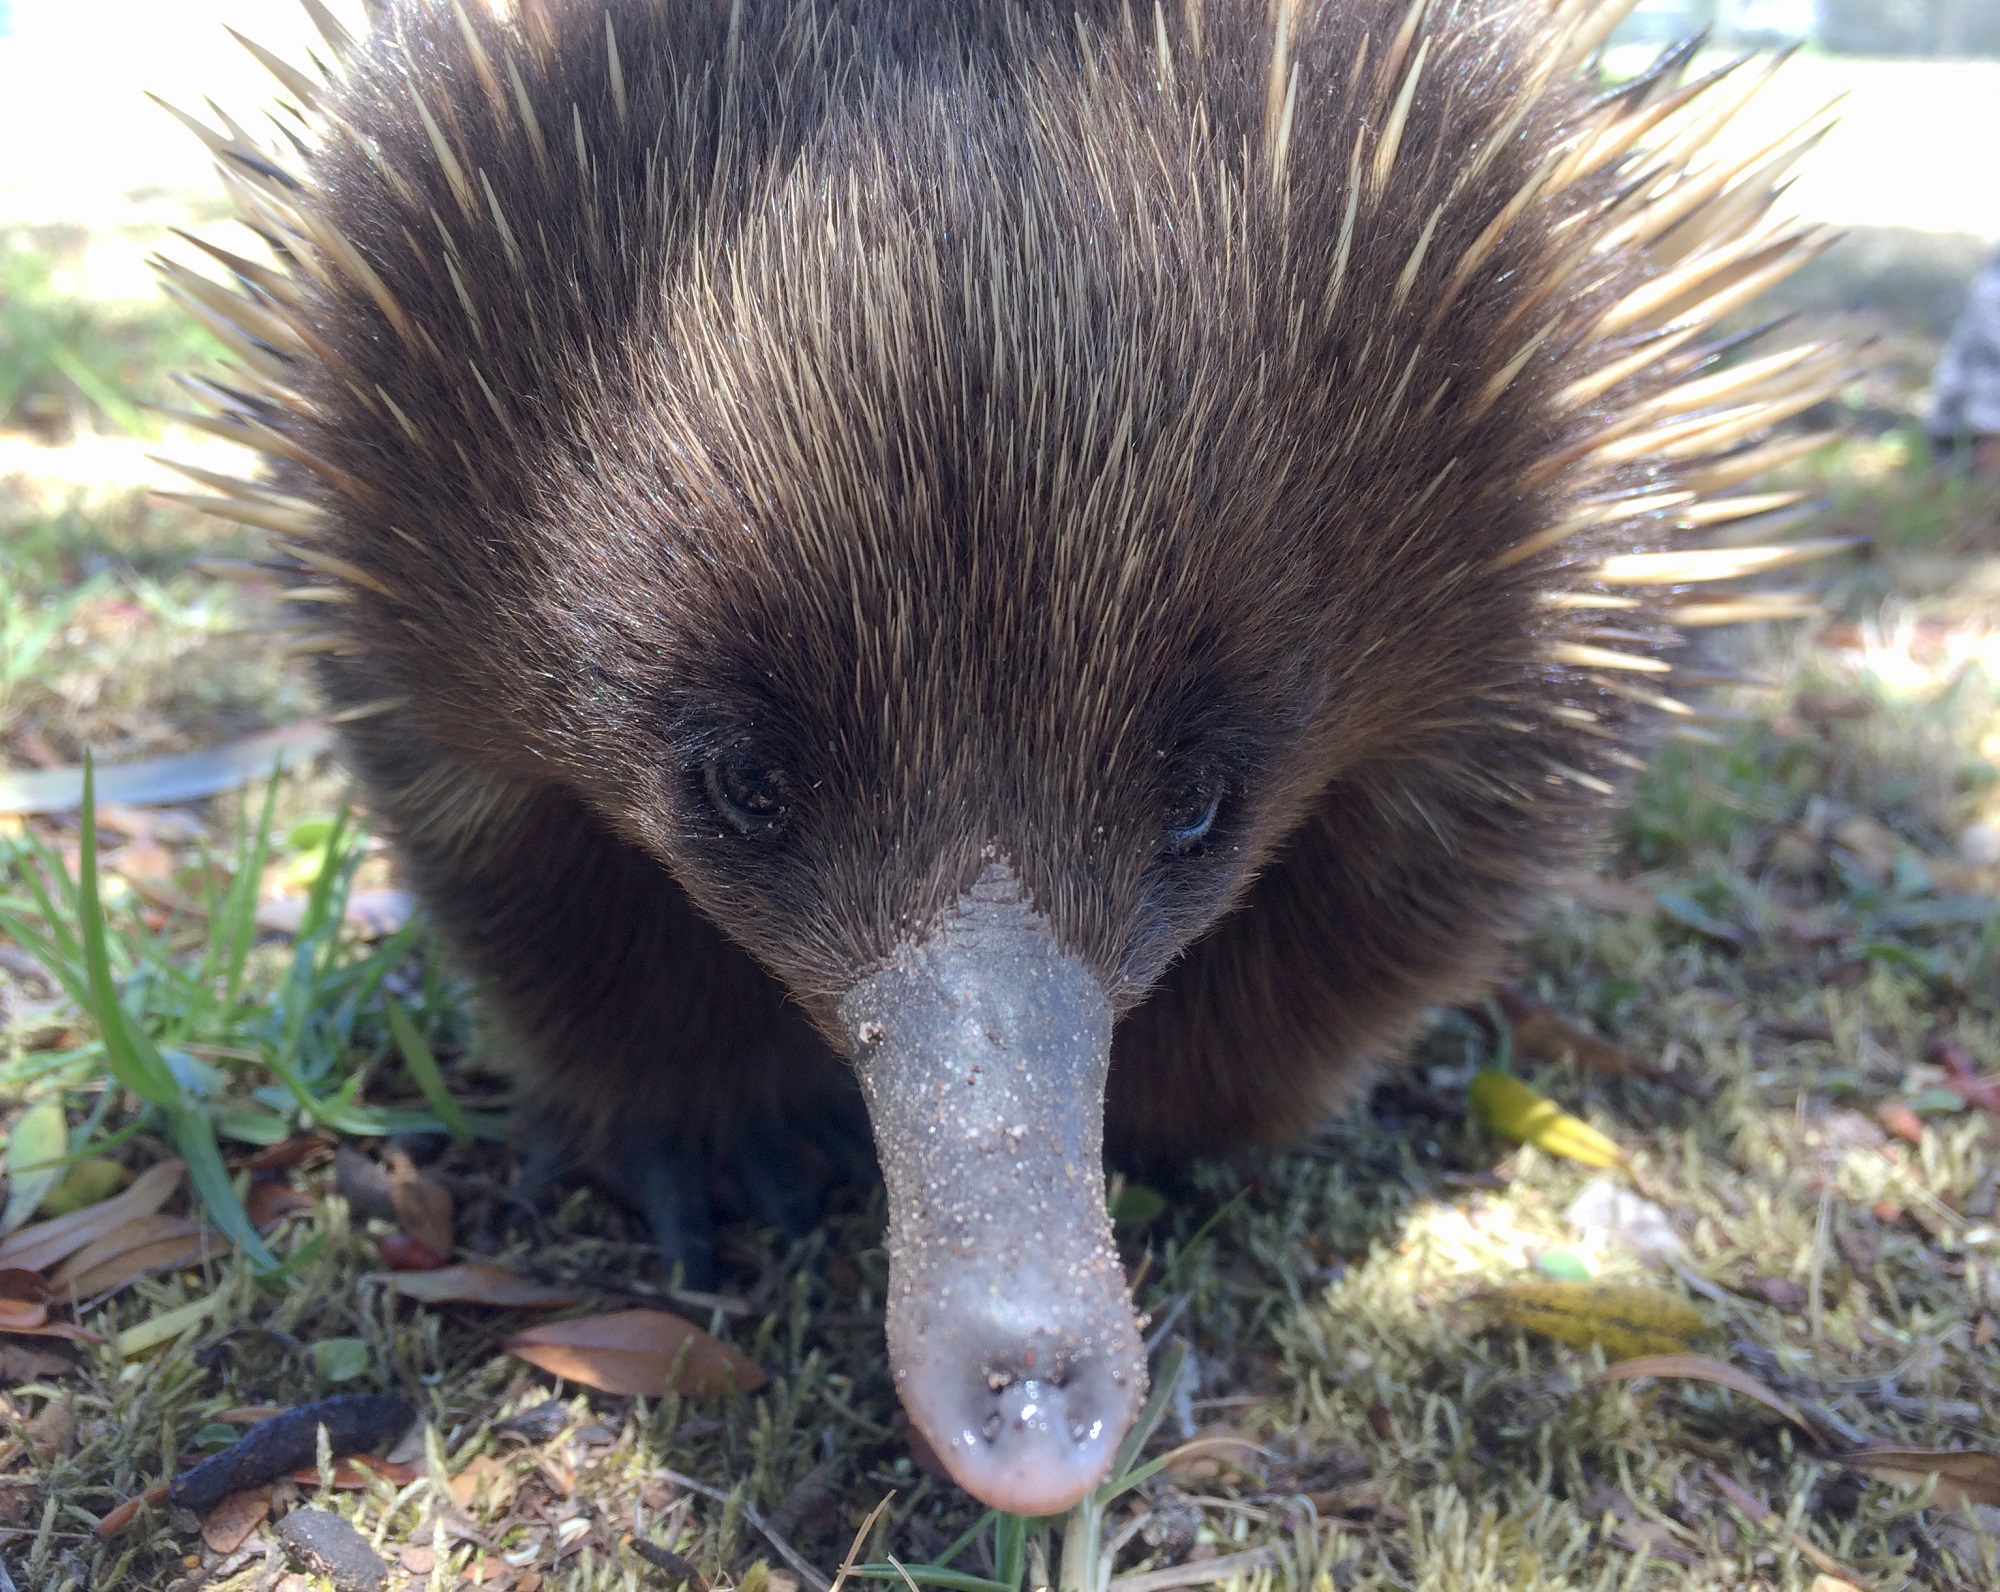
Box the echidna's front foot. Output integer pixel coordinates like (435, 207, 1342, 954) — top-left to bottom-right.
(632, 1140, 721, 1293)
(622, 1085, 878, 1292)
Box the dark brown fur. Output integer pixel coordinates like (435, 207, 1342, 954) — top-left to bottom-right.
(221, 0, 1777, 1179)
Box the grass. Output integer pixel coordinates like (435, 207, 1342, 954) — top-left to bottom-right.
(0, 226, 220, 442)
(0, 222, 1998, 1592)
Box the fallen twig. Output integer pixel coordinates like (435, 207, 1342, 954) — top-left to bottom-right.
(1109, 1546, 1278, 1592)
(656, 1467, 833, 1592)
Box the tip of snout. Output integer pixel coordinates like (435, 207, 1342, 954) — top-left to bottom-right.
(901, 1338, 1143, 1516)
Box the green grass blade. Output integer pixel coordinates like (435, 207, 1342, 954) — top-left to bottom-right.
(994, 1513, 1025, 1592)
(167, 1104, 276, 1271)
(0, 905, 93, 1012)
(381, 994, 471, 1143)
(9, 830, 83, 968)
(221, 771, 282, 1013)
(931, 1512, 997, 1571)
(1101, 1338, 1187, 1497)
(76, 760, 179, 1108)
(1146, 1190, 1248, 1306)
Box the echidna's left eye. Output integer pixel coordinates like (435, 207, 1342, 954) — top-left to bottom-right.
(1163, 772, 1226, 854)
(705, 753, 793, 835)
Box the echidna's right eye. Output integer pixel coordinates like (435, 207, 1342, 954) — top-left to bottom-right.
(704, 753, 792, 835)
(1162, 769, 1227, 855)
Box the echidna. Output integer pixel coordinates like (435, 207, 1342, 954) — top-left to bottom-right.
(161, 0, 1850, 1515)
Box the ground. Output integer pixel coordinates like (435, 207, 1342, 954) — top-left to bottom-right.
(2, 13, 2000, 1592)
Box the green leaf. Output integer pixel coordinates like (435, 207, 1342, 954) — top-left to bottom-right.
(1872, 895, 2000, 931)
(1655, 891, 1744, 945)
(284, 815, 338, 852)
(383, 995, 471, 1144)
(1, 1098, 69, 1233)
(316, 1103, 510, 1143)
(312, 1337, 371, 1382)
(219, 771, 282, 1013)
(1536, 1249, 1594, 1282)
(1148, 1189, 1248, 1305)
(214, 1107, 297, 1146)
(1110, 1181, 1166, 1230)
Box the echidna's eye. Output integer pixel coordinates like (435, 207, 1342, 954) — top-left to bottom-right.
(704, 753, 792, 835)
(1163, 772, 1226, 854)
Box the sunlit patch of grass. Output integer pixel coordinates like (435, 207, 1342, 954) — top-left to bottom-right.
(1797, 430, 2000, 559)
(0, 482, 308, 764)
(0, 227, 222, 443)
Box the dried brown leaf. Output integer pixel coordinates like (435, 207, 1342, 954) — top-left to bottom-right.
(1743, 1276, 1807, 1313)
(200, 1485, 271, 1555)
(0, 1269, 50, 1303)
(386, 1150, 454, 1260)
(0, 1315, 103, 1344)
(1, 1342, 76, 1380)
(1588, 1354, 1815, 1435)
(380, 1263, 590, 1309)
(0, 1159, 183, 1274)
(243, 1134, 335, 1176)
(282, 1458, 419, 1490)
(1876, 1101, 1925, 1146)
(0, 1298, 47, 1332)
(1841, 1446, 2000, 1510)
(246, 1181, 315, 1232)
(505, 1308, 766, 1397)
(214, 1406, 286, 1425)
(50, 1214, 229, 1298)
(450, 1453, 519, 1514)
(375, 1233, 448, 1270)
(24, 1392, 75, 1462)
(1500, 990, 1667, 1084)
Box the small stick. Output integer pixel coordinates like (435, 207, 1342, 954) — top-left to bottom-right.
(654, 1467, 833, 1592)
(1807, 1192, 1831, 1344)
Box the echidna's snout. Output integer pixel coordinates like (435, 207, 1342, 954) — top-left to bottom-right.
(840, 864, 1147, 1515)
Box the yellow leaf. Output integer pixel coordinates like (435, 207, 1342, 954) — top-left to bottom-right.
(1481, 1281, 1705, 1358)
(1469, 1069, 1626, 1168)
(2, 1101, 70, 1234)
(40, 1158, 129, 1218)
(115, 1288, 224, 1358)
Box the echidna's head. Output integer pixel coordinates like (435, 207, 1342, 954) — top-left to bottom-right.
(556, 148, 1342, 1514)
(242, 0, 1731, 1518)
(483, 95, 1559, 1511)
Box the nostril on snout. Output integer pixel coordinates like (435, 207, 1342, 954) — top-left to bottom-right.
(906, 1334, 1137, 1517)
